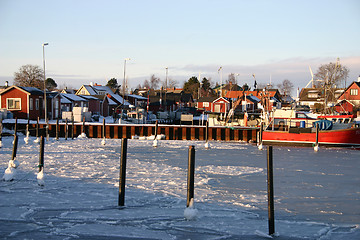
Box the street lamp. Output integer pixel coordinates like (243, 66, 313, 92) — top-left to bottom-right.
(218, 66, 223, 97)
(42, 42, 49, 121)
(122, 58, 130, 119)
(165, 67, 168, 111)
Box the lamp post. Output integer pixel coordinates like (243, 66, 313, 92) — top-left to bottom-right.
(165, 67, 168, 111)
(218, 67, 223, 97)
(42, 43, 49, 121)
(122, 58, 130, 119)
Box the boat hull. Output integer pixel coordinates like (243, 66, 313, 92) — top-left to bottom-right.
(262, 127, 360, 147)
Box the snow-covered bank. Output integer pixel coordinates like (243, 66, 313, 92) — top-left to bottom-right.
(1, 135, 359, 239)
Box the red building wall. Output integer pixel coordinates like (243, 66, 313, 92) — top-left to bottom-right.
(1, 89, 29, 119)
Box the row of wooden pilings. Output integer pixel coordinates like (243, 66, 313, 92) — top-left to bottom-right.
(22, 120, 258, 142)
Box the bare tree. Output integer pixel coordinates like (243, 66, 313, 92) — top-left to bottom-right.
(150, 74, 160, 89)
(167, 78, 178, 89)
(14, 64, 44, 89)
(227, 73, 237, 84)
(314, 58, 349, 88)
(143, 79, 151, 89)
(277, 79, 294, 97)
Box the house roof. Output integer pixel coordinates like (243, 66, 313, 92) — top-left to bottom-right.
(61, 93, 88, 102)
(106, 96, 118, 106)
(107, 92, 131, 106)
(198, 96, 217, 102)
(335, 99, 355, 106)
(0, 86, 44, 96)
(247, 95, 260, 103)
(60, 95, 72, 104)
(19, 86, 44, 95)
(338, 81, 360, 99)
(78, 95, 100, 101)
(225, 90, 280, 100)
(213, 97, 230, 103)
(127, 94, 148, 100)
(299, 88, 323, 102)
(76, 85, 113, 96)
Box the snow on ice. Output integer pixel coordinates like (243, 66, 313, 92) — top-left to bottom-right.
(0, 132, 360, 239)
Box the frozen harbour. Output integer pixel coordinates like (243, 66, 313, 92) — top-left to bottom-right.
(0, 134, 359, 239)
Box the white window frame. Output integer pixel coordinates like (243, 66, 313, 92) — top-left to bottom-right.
(30, 98, 33, 110)
(7, 98, 21, 110)
(36, 99, 39, 110)
(350, 89, 358, 96)
(203, 102, 209, 107)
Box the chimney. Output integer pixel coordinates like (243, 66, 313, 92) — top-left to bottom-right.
(358, 75, 360, 82)
(5, 81, 8, 87)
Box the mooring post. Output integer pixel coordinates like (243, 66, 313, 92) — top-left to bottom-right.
(103, 118, 106, 138)
(71, 115, 74, 140)
(187, 145, 196, 207)
(12, 134, 18, 160)
(315, 123, 319, 146)
(154, 120, 158, 139)
(267, 146, 275, 235)
(26, 118, 30, 135)
(205, 120, 209, 142)
(39, 136, 45, 172)
(0, 118, 3, 143)
(14, 117, 18, 136)
(259, 122, 263, 144)
(118, 138, 128, 206)
(56, 118, 59, 140)
(46, 118, 49, 141)
(36, 117, 39, 138)
(82, 116, 85, 134)
(65, 118, 68, 140)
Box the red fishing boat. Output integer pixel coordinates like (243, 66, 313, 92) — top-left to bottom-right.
(261, 114, 360, 148)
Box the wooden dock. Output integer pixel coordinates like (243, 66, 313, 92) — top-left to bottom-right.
(15, 122, 259, 142)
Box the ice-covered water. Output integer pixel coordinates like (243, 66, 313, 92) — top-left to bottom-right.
(0, 134, 359, 239)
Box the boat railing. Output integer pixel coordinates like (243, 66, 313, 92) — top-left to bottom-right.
(266, 118, 316, 131)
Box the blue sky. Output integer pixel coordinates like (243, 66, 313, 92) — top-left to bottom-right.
(0, 0, 359, 95)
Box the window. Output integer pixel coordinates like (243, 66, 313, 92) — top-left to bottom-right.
(30, 98, 33, 110)
(7, 98, 21, 110)
(203, 102, 209, 107)
(350, 89, 358, 96)
(36, 99, 39, 110)
(308, 92, 319, 98)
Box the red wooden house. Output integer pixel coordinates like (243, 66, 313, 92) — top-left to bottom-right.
(334, 99, 355, 114)
(0, 86, 60, 120)
(337, 81, 360, 107)
(212, 97, 230, 113)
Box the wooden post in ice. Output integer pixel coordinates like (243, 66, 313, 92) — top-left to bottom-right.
(14, 117, 18, 136)
(3, 134, 19, 181)
(205, 120, 210, 149)
(36, 117, 39, 137)
(314, 123, 319, 152)
(37, 136, 45, 186)
(0, 118, 3, 147)
(258, 122, 263, 150)
(187, 145, 195, 207)
(39, 136, 44, 172)
(12, 134, 18, 160)
(46, 118, 49, 141)
(102, 118, 106, 139)
(71, 114, 74, 140)
(154, 120, 158, 139)
(65, 118, 68, 140)
(101, 118, 106, 145)
(56, 118, 59, 140)
(82, 116, 85, 134)
(153, 120, 159, 147)
(267, 146, 275, 235)
(118, 138, 128, 206)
